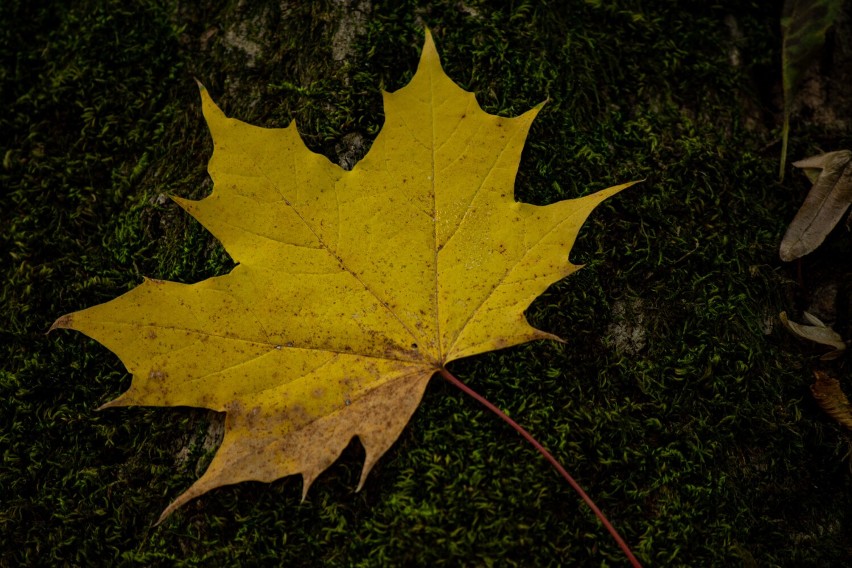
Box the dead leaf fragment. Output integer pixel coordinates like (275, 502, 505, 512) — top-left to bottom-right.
(811, 370, 852, 430)
(779, 150, 852, 261)
(780, 311, 846, 359)
(779, 0, 842, 178)
(52, 30, 632, 522)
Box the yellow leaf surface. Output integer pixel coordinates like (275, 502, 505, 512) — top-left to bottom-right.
(52, 30, 631, 522)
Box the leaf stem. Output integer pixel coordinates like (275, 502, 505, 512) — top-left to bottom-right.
(438, 367, 642, 568)
(779, 115, 790, 182)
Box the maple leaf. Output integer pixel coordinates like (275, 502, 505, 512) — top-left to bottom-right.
(52, 30, 631, 522)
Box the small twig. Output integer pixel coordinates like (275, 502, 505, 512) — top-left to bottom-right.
(439, 367, 643, 568)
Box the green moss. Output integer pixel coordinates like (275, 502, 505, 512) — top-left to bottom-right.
(2, 0, 850, 566)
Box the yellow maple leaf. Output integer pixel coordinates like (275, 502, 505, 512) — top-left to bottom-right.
(52, 30, 632, 522)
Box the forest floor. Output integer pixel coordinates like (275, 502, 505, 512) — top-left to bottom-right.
(2, 1, 852, 566)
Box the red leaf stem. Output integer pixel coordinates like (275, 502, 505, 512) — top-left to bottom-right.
(439, 367, 642, 568)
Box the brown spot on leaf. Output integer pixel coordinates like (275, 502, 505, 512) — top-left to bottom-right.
(245, 406, 261, 427)
(288, 404, 310, 424)
(148, 369, 168, 381)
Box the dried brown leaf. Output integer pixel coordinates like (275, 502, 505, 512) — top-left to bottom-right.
(811, 370, 852, 430)
(780, 311, 846, 359)
(780, 150, 852, 261)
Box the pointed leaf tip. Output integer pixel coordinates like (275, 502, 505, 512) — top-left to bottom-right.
(300, 474, 315, 502)
(197, 85, 226, 126)
(154, 505, 175, 527)
(49, 314, 73, 333)
(95, 399, 121, 411)
(792, 150, 852, 170)
(355, 474, 367, 493)
(420, 27, 439, 63)
(594, 180, 641, 202)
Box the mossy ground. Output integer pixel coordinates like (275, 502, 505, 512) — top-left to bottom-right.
(3, 0, 851, 565)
